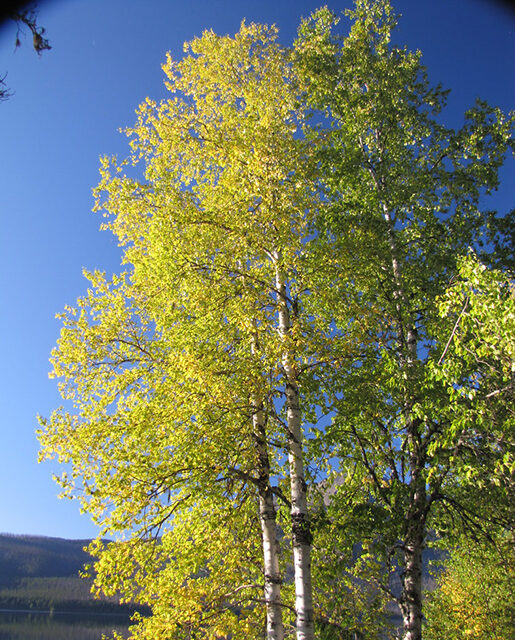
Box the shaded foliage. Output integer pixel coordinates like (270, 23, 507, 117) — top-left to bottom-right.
(424, 532, 515, 640)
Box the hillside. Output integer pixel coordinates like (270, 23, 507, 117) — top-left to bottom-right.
(0, 533, 92, 588)
(0, 534, 141, 616)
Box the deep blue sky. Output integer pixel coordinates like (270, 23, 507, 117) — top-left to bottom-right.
(0, 0, 513, 540)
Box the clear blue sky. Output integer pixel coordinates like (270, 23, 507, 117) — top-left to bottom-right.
(0, 0, 513, 540)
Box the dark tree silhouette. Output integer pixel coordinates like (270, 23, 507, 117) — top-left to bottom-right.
(1, 2, 51, 101)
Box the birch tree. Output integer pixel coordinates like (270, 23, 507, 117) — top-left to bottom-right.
(40, 270, 277, 639)
(295, 3, 514, 639)
(39, 21, 331, 640)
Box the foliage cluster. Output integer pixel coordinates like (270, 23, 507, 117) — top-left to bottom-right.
(424, 533, 515, 640)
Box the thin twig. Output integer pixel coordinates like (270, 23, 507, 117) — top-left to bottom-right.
(437, 295, 469, 366)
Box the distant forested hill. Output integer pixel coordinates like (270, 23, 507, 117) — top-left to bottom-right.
(0, 533, 91, 588)
(0, 534, 142, 616)
(0, 533, 440, 622)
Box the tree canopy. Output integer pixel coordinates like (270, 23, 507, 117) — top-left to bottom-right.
(38, 2, 514, 639)
(295, 3, 513, 638)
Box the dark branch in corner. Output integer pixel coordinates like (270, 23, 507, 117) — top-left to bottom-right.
(1, 4, 51, 100)
(10, 6, 51, 54)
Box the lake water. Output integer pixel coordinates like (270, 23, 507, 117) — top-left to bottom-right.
(0, 609, 131, 640)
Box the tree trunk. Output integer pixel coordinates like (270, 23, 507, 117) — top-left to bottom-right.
(285, 377, 314, 640)
(398, 414, 426, 640)
(399, 518, 424, 640)
(252, 395, 284, 640)
(380, 199, 426, 640)
(274, 256, 314, 640)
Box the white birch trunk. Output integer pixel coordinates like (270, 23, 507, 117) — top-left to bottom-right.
(399, 516, 424, 640)
(251, 396, 284, 640)
(250, 331, 284, 640)
(274, 255, 314, 640)
(380, 199, 425, 640)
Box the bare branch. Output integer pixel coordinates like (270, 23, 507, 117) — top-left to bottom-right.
(437, 295, 469, 365)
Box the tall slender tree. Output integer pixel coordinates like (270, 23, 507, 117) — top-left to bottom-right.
(39, 21, 333, 640)
(295, 2, 514, 639)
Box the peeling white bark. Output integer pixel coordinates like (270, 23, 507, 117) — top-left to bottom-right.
(380, 200, 425, 640)
(251, 396, 284, 640)
(274, 255, 314, 640)
(250, 329, 284, 640)
(400, 521, 424, 640)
